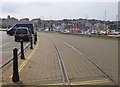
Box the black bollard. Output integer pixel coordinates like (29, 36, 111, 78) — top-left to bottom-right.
(34, 35, 36, 44)
(21, 39, 25, 59)
(12, 48, 20, 82)
(35, 33, 37, 42)
(30, 36, 33, 49)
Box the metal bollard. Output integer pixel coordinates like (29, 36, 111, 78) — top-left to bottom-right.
(35, 33, 37, 42)
(12, 48, 20, 82)
(21, 39, 25, 59)
(30, 36, 33, 49)
(34, 35, 36, 44)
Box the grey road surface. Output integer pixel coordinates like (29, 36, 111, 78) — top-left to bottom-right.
(42, 32, 118, 84)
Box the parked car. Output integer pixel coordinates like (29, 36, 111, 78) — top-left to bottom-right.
(14, 23, 35, 34)
(14, 27, 31, 42)
(111, 30, 120, 35)
(99, 30, 107, 35)
(45, 28, 49, 32)
(91, 30, 98, 34)
(7, 23, 36, 36)
(7, 27, 16, 36)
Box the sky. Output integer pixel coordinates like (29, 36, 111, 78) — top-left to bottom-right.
(0, 0, 119, 21)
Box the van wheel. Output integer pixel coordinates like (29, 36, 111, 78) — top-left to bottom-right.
(15, 38, 17, 42)
(10, 34, 13, 36)
(15, 39, 17, 42)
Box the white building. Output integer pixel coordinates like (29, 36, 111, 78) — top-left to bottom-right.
(31, 18, 44, 30)
(1, 16, 33, 28)
(1, 15, 19, 28)
(19, 18, 31, 24)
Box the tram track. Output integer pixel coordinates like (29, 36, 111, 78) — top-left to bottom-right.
(52, 41, 71, 87)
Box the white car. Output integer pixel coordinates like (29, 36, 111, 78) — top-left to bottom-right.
(100, 31, 106, 35)
(45, 28, 49, 32)
(112, 30, 120, 35)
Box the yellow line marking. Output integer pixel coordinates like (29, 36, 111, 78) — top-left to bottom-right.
(45, 83, 63, 86)
(10, 41, 39, 79)
(71, 79, 110, 85)
(41, 79, 110, 85)
(37, 79, 110, 85)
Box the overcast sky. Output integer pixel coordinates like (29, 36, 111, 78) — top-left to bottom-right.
(0, 0, 119, 21)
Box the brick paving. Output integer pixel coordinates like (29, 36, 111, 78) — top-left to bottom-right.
(17, 34, 62, 85)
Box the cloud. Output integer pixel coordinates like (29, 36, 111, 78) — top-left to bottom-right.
(0, 2, 118, 21)
(1, 2, 23, 13)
